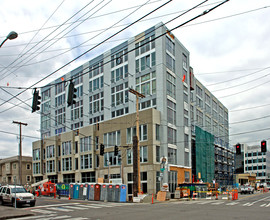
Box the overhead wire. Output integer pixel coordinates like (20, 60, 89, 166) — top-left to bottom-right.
(0, 0, 107, 81)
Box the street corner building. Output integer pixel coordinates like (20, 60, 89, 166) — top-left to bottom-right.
(32, 22, 232, 198)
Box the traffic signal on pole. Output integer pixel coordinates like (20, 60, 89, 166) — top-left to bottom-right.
(261, 140, 267, 152)
(67, 81, 77, 107)
(32, 89, 41, 113)
(236, 143, 241, 154)
(100, 144, 104, 156)
(114, 145, 119, 156)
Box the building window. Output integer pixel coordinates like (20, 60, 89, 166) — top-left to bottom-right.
(62, 141, 72, 155)
(156, 124, 160, 141)
(166, 53, 175, 72)
(46, 160, 55, 173)
(167, 72, 176, 99)
(80, 154, 92, 169)
(167, 99, 176, 125)
(140, 146, 148, 163)
(26, 175, 31, 182)
(126, 125, 147, 144)
(104, 130, 121, 148)
(12, 163, 17, 170)
(168, 148, 177, 164)
(62, 157, 72, 171)
(127, 149, 133, 165)
(104, 151, 121, 167)
(80, 136, 92, 152)
(46, 145, 55, 158)
(26, 164, 31, 170)
(33, 163, 40, 174)
(184, 171, 190, 182)
(82, 172, 95, 183)
(168, 127, 176, 145)
(33, 149, 40, 161)
(156, 146, 160, 162)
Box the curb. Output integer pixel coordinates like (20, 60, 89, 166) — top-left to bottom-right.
(0, 213, 35, 220)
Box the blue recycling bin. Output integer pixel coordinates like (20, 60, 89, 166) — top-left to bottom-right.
(119, 184, 127, 202)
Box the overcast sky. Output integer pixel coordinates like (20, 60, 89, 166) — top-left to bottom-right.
(0, 0, 269, 158)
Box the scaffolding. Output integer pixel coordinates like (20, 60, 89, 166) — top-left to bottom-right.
(195, 126, 215, 183)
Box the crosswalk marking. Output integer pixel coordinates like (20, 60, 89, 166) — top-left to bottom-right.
(62, 206, 89, 210)
(31, 209, 56, 214)
(243, 203, 253, 207)
(46, 207, 73, 212)
(226, 202, 239, 206)
(8, 214, 56, 220)
(64, 218, 88, 220)
(260, 204, 267, 207)
(266, 203, 270, 207)
(211, 202, 224, 205)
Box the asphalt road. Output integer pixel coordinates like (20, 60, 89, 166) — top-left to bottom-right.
(7, 192, 270, 220)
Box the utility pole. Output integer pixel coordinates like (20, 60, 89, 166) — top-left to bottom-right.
(13, 121, 28, 185)
(129, 88, 145, 196)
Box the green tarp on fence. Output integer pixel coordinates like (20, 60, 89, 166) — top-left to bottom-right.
(195, 126, 215, 183)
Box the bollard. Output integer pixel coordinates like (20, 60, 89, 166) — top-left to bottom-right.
(152, 193, 154, 204)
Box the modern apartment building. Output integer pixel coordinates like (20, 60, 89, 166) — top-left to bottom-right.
(0, 156, 33, 185)
(244, 145, 270, 184)
(32, 22, 230, 196)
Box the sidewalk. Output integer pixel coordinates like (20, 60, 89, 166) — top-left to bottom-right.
(0, 205, 35, 220)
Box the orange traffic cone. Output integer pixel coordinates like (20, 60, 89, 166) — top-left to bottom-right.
(68, 194, 71, 200)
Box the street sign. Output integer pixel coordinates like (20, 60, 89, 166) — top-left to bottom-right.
(160, 168, 165, 172)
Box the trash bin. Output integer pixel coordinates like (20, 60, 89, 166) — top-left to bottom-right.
(107, 184, 115, 202)
(88, 184, 95, 201)
(94, 184, 101, 201)
(100, 184, 108, 201)
(115, 185, 120, 202)
(119, 184, 127, 202)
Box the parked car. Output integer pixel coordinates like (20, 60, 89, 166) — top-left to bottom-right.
(0, 185, 36, 207)
(240, 185, 254, 194)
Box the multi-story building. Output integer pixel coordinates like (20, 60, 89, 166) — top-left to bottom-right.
(0, 156, 33, 185)
(244, 145, 270, 184)
(33, 22, 230, 196)
(190, 78, 232, 186)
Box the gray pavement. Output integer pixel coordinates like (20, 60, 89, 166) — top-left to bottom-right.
(0, 205, 35, 220)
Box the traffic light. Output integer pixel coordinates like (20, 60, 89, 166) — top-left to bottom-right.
(31, 89, 41, 113)
(114, 145, 119, 156)
(236, 143, 241, 154)
(100, 144, 104, 156)
(67, 81, 77, 107)
(261, 140, 267, 152)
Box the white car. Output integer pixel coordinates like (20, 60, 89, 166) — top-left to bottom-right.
(0, 185, 36, 207)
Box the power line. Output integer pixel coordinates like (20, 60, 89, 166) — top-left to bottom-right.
(0, 0, 174, 108)
(0, 0, 107, 81)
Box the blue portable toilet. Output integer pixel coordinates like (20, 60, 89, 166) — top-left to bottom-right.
(119, 184, 127, 202)
(73, 183, 80, 199)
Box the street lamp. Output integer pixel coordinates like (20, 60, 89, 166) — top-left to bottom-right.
(0, 31, 18, 48)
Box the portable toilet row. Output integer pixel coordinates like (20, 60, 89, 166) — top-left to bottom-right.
(69, 183, 127, 202)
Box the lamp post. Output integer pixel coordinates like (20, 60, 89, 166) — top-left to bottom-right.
(0, 31, 18, 48)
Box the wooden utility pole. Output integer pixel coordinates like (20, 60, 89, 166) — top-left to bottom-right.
(129, 88, 145, 196)
(13, 121, 28, 185)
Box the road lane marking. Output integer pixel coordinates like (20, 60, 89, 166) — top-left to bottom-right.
(31, 203, 80, 209)
(265, 203, 270, 207)
(62, 206, 89, 210)
(64, 218, 89, 220)
(8, 214, 56, 220)
(243, 203, 253, 206)
(260, 204, 266, 207)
